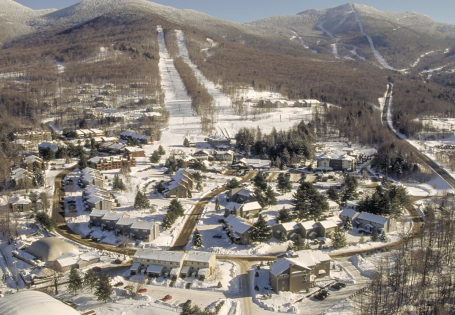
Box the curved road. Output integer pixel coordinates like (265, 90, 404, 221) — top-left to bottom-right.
(171, 170, 257, 249)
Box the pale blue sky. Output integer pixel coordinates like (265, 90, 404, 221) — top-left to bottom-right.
(15, 0, 455, 25)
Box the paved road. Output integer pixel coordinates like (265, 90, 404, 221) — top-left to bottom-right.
(382, 83, 455, 188)
(171, 170, 257, 249)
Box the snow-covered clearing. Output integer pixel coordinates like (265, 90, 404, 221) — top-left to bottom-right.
(290, 29, 317, 53)
(157, 25, 202, 148)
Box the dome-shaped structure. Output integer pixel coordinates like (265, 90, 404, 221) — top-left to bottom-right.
(26, 237, 79, 262)
(0, 291, 80, 315)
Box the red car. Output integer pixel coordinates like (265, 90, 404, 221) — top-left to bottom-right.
(161, 295, 172, 301)
(137, 288, 147, 294)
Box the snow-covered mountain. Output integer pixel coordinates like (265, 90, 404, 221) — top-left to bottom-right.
(247, 3, 455, 71)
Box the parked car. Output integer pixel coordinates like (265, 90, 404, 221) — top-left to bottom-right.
(331, 282, 347, 290)
(161, 295, 172, 301)
(114, 282, 124, 287)
(124, 285, 134, 291)
(91, 266, 102, 272)
(212, 234, 222, 239)
(137, 288, 147, 294)
(314, 289, 330, 300)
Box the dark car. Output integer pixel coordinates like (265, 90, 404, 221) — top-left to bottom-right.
(213, 234, 222, 239)
(314, 289, 330, 300)
(114, 281, 124, 287)
(332, 282, 347, 290)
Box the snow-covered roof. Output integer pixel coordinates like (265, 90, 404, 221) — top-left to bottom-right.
(87, 196, 103, 205)
(130, 262, 141, 271)
(134, 249, 185, 263)
(102, 212, 124, 221)
(80, 251, 100, 262)
(116, 217, 136, 227)
(225, 215, 252, 234)
(146, 264, 164, 274)
(340, 209, 359, 219)
(131, 220, 155, 231)
(356, 212, 389, 225)
(299, 220, 318, 230)
(55, 252, 80, 267)
(242, 201, 262, 212)
(23, 155, 42, 164)
(185, 251, 213, 264)
(318, 219, 338, 229)
(26, 237, 79, 262)
(270, 250, 330, 277)
(280, 222, 301, 231)
(224, 202, 243, 212)
(9, 195, 31, 205)
(89, 209, 108, 218)
(0, 291, 80, 315)
(317, 152, 355, 161)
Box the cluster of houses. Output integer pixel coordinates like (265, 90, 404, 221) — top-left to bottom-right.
(130, 249, 216, 280)
(89, 210, 159, 242)
(224, 188, 263, 219)
(74, 129, 104, 138)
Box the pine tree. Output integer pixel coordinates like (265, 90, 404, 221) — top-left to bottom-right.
(67, 266, 83, 295)
(265, 185, 277, 207)
(359, 234, 365, 244)
(380, 230, 388, 243)
(344, 217, 353, 231)
(169, 198, 184, 216)
(183, 137, 190, 147)
(95, 273, 113, 303)
(251, 214, 271, 242)
(277, 175, 292, 194)
(293, 237, 305, 251)
(276, 207, 292, 223)
(134, 188, 150, 209)
(112, 174, 126, 191)
(253, 172, 267, 192)
(280, 232, 288, 243)
(84, 269, 98, 292)
(371, 229, 379, 241)
(158, 145, 166, 155)
(332, 231, 347, 249)
(193, 229, 202, 247)
(226, 178, 240, 189)
(161, 213, 174, 230)
(327, 186, 339, 202)
(149, 150, 161, 163)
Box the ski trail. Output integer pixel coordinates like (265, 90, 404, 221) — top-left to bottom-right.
(290, 29, 318, 53)
(317, 22, 339, 58)
(156, 25, 202, 147)
(351, 4, 395, 70)
(174, 30, 236, 137)
(350, 45, 366, 61)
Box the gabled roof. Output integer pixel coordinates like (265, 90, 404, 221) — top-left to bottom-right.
(299, 220, 318, 230)
(89, 210, 108, 218)
(340, 209, 360, 219)
(225, 215, 253, 234)
(270, 250, 331, 277)
(102, 212, 124, 221)
(242, 201, 262, 212)
(131, 220, 155, 230)
(318, 219, 338, 229)
(185, 251, 214, 263)
(134, 249, 185, 263)
(356, 212, 389, 225)
(280, 221, 301, 231)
